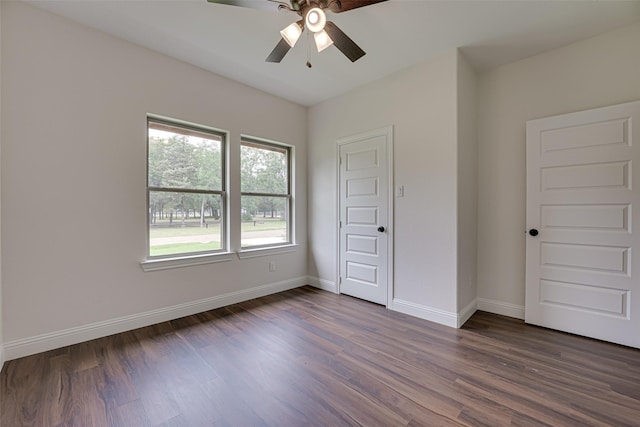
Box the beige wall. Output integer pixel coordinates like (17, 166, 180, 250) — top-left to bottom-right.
(456, 51, 477, 315)
(477, 22, 640, 317)
(308, 50, 476, 325)
(1, 2, 307, 359)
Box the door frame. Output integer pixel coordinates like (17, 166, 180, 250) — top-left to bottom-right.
(335, 126, 394, 308)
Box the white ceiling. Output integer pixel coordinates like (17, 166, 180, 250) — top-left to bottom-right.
(26, 0, 640, 106)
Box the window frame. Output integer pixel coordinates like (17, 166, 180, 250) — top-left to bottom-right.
(145, 115, 228, 260)
(240, 137, 293, 250)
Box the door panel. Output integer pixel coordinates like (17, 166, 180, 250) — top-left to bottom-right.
(539, 279, 628, 317)
(541, 204, 630, 230)
(338, 128, 392, 305)
(539, 242, 629, 273)
(346, 206, 378, 224)
(525, 100, 640, 348)
(347, 177, 378, 197)
(541, 161, 630, 190)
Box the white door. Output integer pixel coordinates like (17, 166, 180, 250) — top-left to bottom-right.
(525, 100, 640, 348)
(338, 127, 393, 305)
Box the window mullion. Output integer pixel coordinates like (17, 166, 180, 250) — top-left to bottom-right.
(240, 192, 288, 198)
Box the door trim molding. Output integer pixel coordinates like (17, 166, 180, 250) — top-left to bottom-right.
(336, 126, 394, 308)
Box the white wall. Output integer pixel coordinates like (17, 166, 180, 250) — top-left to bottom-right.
(456, 51, 477, 319)
(309, 50, 471, 324)
(477, 22, 640, 317)
(1, 2, 307, 359)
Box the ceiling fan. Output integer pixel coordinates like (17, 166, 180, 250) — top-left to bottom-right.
(207, 0, 387, 65)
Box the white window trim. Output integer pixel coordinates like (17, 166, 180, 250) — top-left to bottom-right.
(140, 252, 234, 272)
(141, 244, 298, 270)
(142, 122, 297, 270)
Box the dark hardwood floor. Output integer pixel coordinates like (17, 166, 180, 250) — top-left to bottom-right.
(1, 286, 639, 426)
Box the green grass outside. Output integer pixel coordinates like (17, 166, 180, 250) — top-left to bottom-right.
(149, 218, 286, 256)
(150, 241, 221, 257)
(149, 219, 221, 238)
(150, 219, 286, 238)
(241, 220, 286, 232)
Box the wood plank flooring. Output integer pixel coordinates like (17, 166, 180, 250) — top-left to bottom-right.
(1, 286, 639, 426)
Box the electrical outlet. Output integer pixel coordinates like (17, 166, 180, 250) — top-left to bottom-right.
(269, 261, 276, 272)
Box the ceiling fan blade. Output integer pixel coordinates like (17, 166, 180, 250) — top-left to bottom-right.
(327, 0, 387, 13)
(266, 38, 292, 63)
(324, 21, 365, 62)
(206, 0, 283, 12)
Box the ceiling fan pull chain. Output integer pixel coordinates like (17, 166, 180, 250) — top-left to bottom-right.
(306, 30, 312, 68)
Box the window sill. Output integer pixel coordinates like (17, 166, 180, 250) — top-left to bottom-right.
(140, 252, 234, 272)
(237, 244, 298, 259)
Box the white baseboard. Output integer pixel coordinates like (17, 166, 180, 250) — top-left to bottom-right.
(457, 298, 478, 327)
(3, 277, 307, 362)
(477, 298, 525, 319)
(0, 345, 5, 373)
(307, 276, 338, 293)
(392, 299, 458, 328)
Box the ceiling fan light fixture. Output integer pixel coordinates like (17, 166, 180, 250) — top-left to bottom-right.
(314, 29, 333, 52)
(280, 21, 303, 47)
(305, 7, 326, 33)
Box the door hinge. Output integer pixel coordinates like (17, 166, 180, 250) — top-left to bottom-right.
(340, 156, 343, 165)
(339, 277, 342, 284)
(340, 220, 342, 228)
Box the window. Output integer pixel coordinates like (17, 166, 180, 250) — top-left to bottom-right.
(147, 117, 226, 258)
(241, 138, 292, 248)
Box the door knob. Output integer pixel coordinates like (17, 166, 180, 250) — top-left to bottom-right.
(529, 228, 539, 237)
(377, 226, 385, 233)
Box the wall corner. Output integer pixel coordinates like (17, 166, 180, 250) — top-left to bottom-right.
(455, 49, 479, 314)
